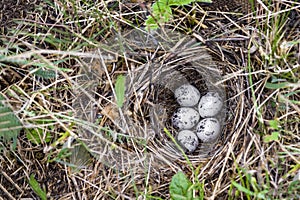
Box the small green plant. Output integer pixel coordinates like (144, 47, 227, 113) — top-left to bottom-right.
(146, 0, 212, 29)
(170, 171, 193, 199)
(229, 167, 269, 200)
(169, 171, 205, 200)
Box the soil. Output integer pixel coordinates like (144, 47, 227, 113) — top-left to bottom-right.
(0, 0, 299, 199)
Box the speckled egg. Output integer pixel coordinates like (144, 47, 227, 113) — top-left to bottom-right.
(198, 92, 223, 118)
(174, 84, 200, 107)
(196, 118, 221, 142)
(172, 107, 200, 130)
(177, 130, 199, 153)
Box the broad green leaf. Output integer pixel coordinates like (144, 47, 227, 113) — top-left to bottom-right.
(170, 171, 193, 200)
(115, 75, 126, 108)
(29, 174, 47, 200)
(263, 131, 280, 143)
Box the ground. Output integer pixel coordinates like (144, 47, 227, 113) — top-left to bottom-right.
(0, 0, 299, 199)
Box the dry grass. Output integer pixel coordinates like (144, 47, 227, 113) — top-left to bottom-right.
(0, 0, 299, 199)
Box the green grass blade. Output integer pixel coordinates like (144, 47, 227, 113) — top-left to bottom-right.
(232, 181, 255, 197)
(29, 174, 47, 200)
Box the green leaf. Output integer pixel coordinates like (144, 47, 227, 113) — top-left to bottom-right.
(263, 131, 280, 143)
(152, 1, 172, 21)
(145, 1, 171, 29)
(232, 181, 255, 196)
(268, 119, 279, 130)
(115, 75, 126, 108)
(168, 0, 211, 6)
(195, 0, 212, 2)
(152, 1, 169, 14)
(29, 174, 47, 200)
(168, 0, 193, 6)
(170, 171, 193, 200)
(32, 68, 57, 79)
(265, 82, 290, 89)
(146, 0, 211, 29)
(146, 16, 160, 29)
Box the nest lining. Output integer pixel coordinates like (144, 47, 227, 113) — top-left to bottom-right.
(75, 28, 227, 169)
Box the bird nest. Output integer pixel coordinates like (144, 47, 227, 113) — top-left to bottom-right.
(75, 28, 227, 170)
